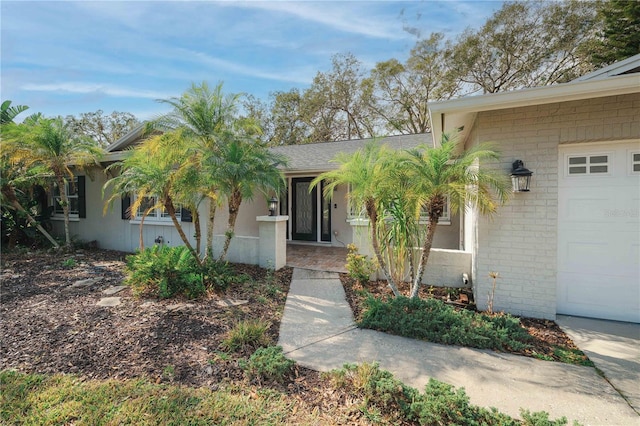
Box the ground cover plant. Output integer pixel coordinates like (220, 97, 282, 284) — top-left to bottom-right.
(342, 276, 593, 366)
(0, 248, 581, 424)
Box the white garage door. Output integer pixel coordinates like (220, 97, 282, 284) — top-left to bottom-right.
(558, 141, 640, 323)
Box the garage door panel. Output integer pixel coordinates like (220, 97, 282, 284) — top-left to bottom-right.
(558, 271, 640, 323)
(558, 141, 640, 323)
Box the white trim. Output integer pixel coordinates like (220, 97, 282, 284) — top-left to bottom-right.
(428, 74, 640, 145)
(564, 152, 613, 177)
(630, 150, 640, 175)
(574, 53, 640, 81)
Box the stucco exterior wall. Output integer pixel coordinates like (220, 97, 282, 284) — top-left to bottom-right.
(470, 93, 640, 319)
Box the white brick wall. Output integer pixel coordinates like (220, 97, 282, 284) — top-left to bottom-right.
(471, 93, 640, 319)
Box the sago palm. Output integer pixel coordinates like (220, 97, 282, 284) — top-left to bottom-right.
(403, 133, 510, 298)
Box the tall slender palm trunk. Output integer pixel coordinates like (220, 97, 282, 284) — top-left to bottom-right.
(55, 175, 72, 247)
(205, 195, 217, 260)
(219, 194, 241, 262)
(164, 197, 201, 266)
(410, 216, 439, 299)
(366, 200, 400, 297)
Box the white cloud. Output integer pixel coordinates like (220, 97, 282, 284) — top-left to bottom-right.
(226, 1, 406, 40)
(21, 83, 171, 100)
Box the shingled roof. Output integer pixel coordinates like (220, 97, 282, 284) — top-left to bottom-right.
(269, 133, 432, 172)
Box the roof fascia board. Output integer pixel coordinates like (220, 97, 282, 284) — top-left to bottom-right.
(105, 122, 147, 152)
(428, 74, 640, 115)
(574, 54, 640, 81)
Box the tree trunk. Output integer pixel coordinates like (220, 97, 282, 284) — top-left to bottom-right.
(165, 197, 201, 266)
(205, 195, 217, 260)
(193, 206, 201, 258)
(1, 185, 60, 248)
(410, 216, 439, 299)
(219, 193, 241, 262)
(366, 200, 400, 297)
(55, 175, 71, 247)
(138, 206, 154, 251)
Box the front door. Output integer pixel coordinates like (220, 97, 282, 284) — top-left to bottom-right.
(291, 177, 317, 241)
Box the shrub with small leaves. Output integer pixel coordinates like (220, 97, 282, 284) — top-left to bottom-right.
(327, 363, 570, 426)
(201, 259, 248, 292)
(359, 295, 532, 352)
(125, 245, 205, 299)
(345, 244, 377, 284)
(239, 346, 294, 384)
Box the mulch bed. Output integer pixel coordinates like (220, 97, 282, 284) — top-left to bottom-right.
(0, 248, 588, 423)
(341, 276, 587, 363)
(0, 249, 397, 424)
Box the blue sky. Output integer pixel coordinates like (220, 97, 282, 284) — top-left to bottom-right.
(1, 1, 503, 121)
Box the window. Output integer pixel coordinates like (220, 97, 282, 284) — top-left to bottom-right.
(52, 176, 85, 219)
(420, 197, 450, 223)
(631, 152, 640, 174)
(134, 196, 181, 221)
(567, 154, 610, 175)
(346, 185, 450, 224)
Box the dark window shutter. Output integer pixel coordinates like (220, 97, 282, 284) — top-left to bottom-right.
(77, 176, 86, 218)
(121, 195, 131, 220)
(181, 207, 192, 223)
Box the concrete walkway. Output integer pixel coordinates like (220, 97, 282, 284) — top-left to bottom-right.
(557, 315, 640, 415)
(278, 269, 639, 425)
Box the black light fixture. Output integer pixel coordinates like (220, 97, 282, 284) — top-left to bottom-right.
(268, 196, 279, 216)
(510, 160, 533, 192)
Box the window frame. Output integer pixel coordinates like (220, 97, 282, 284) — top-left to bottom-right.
(128, 194, 184, 225)
(346, 185, 451, 225)
(51, 176, 85, 220)
(565, 152, 612, 177)
(630, 151, 640, 175)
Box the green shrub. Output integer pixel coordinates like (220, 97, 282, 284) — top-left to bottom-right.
(327, 363, 571, 426)
(345, 243, 377, 284)
(359, 296, 532, 352)
(239, 346, 294, 384)
(125, 245, 205, 299)
(220, 319, 271, 353)
(61, 258, 77, 269)
(520, 409, 569, 426)
(201, 259, 248, 291)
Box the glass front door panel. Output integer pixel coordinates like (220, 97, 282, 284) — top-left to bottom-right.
(291, 178, 317, 241)
(295, 181, 312, 233)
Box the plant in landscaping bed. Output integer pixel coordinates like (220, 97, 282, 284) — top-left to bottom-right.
(239, 346, 294, 384)
(220, 319, 271, 353)
(201, 258, 249, 292)
(345, 243, 377, 285)
(125, 245, 205, 299)
(359, 295, 532, 352)
(326, 362, 572, 426)
(61, 258, 77, 269)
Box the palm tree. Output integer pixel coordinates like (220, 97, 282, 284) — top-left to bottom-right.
(104, 130, 202, 264)
(313, 141, 402, 296)
(0, 100, 28, 125)
(403, 133, 510, 298)
(151, 81, 257, 258)
(7, 117, 102, 247)
(208, 135, 287, 261)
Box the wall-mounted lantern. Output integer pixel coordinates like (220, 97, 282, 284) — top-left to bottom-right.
(268, 196, 279, 216)
(510, 160, 533, 192)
